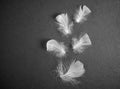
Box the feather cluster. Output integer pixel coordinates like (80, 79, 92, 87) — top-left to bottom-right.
(46, 5, 92, 86)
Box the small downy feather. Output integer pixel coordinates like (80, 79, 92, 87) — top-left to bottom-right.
(57, 60, 85, 85)
(56, 13, 73, 36)
(74, 5, 91, 23)
(46, 39, 66, 57)
(72, 33, 92, 53)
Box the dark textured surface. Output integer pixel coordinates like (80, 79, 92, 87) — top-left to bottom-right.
(1, 0, 120, 89)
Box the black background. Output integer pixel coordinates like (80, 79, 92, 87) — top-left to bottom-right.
(1, 0, 120, 89)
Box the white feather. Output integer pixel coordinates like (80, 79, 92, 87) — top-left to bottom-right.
(46, 39, 66, 57)
(57, 60, 85, 85)
(72, 33, 92, 53)
(74, 5, 91, 23)
(56, 13, 73, 36)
